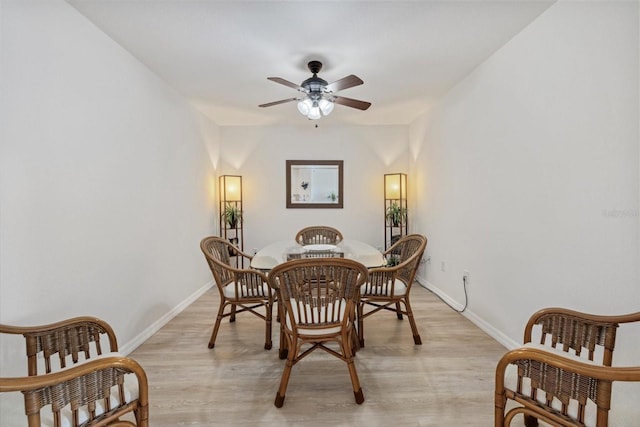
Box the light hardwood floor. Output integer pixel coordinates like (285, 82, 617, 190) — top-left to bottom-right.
(129, 284, 511, 426)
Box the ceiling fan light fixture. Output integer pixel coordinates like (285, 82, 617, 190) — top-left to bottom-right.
(297, 98, 312, 115)
(319, 98, 334, 116)
(307, 103, 321, 120)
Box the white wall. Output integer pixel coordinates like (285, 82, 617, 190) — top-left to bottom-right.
(410, 0, 639, 416)
(0, 0, 219, 375)
(218, 124, 409, 253)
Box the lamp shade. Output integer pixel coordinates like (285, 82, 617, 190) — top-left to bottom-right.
(319, 98, 334, 115)
(220, 175, 242, 202)
(307, 104, 321, 120)
(297, 99, 312, 115)
(384, 173, 407, 200)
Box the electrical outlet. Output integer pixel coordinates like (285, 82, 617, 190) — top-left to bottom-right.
(441, 261, 447, 272)
(252, 248, 258, 255)
(463, 270, 470, 283)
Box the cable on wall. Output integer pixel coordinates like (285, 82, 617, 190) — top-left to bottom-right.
(426, 276, 468, 313)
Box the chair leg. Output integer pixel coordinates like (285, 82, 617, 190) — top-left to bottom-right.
(208, 301, 226, 349)
(279, 347, 288, 359)
(404, 298, 422, 345)
(265, 301, 273, 350)
(230, 305, 237, 322)
(278, 315, 288, 359)
(275, 347, 295, 408)
(396, 301, 403, 319)
(357, 303, 365, 348)
(494, 393, 507, 427)
(350, 328, 360, 355)
(343, 334, 364, 404)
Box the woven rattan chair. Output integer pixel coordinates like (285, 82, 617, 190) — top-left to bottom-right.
(267, 258, 369, 408)
(0, 317, 148, 426)
(295, 226, 344, 245)
(200, 236, 273, 349)
(495, 309, 640, 426)
(357, 234, 427, 347)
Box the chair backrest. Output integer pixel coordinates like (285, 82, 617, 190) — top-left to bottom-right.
(375, 234, 427, 289)
(268, 258, 368, 332)
(361, 234, 427, 298)
(201, 236, 238, 266)
(201, 236, 270, 300)
(386, 234, 427, 262)
(295, 226, 344, 245)
(0, 317, 118, 376)
(524, 309, 640, 365)
(201, 236, 235, 287)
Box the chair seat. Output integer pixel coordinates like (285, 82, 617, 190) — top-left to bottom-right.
(504, 343, 599, 427)
(286, 298, 347, 336)
(361, 279, 407, 297)
(223, 282, 270, 299)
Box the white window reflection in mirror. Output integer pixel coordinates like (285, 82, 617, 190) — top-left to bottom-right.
(286, 160, 343, 208)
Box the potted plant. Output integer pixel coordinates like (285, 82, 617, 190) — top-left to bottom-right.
(386, 254, 400, 266)
(222, 203, 242, 229)
(385, 202, 407, 227)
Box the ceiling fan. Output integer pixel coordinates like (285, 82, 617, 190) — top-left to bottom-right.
(259, 60, 371, 120)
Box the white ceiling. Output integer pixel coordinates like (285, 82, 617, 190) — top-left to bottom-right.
(66, 0, 555, 126)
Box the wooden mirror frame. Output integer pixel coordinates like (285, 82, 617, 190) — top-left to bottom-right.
(286, 160, 344, 209)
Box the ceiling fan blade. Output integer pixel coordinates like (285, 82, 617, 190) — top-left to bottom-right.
(267, 77, 305, 92)
(258, 98, 298, 108)
(325, 75, 364, 93)
(333, 96, 371, 111)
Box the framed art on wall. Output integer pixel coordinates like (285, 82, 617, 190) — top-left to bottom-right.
(286, 160, 343, 208)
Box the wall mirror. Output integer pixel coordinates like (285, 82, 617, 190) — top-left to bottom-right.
(286, 160, 343, 208)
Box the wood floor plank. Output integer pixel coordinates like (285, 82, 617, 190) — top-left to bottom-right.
(129, 285, 513, 426)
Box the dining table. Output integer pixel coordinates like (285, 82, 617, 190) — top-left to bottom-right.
(250, 239, 386, 271)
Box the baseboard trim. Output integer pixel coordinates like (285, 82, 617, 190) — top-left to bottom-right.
(119, 280, 214, 355)
(415, 274, 519, 350)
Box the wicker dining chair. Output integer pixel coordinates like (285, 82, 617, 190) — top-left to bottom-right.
(0, 317, 149, 426)
(495, 309, 640, 426)
(267, 258, 369, 408)
(295, 226, 344, 245)
(200, 236, 274, 350)
(357, 234, 427, 347)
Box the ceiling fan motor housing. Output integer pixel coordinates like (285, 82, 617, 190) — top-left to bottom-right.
(302, 76, 328, 97)
(302, 61, 328, 99)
